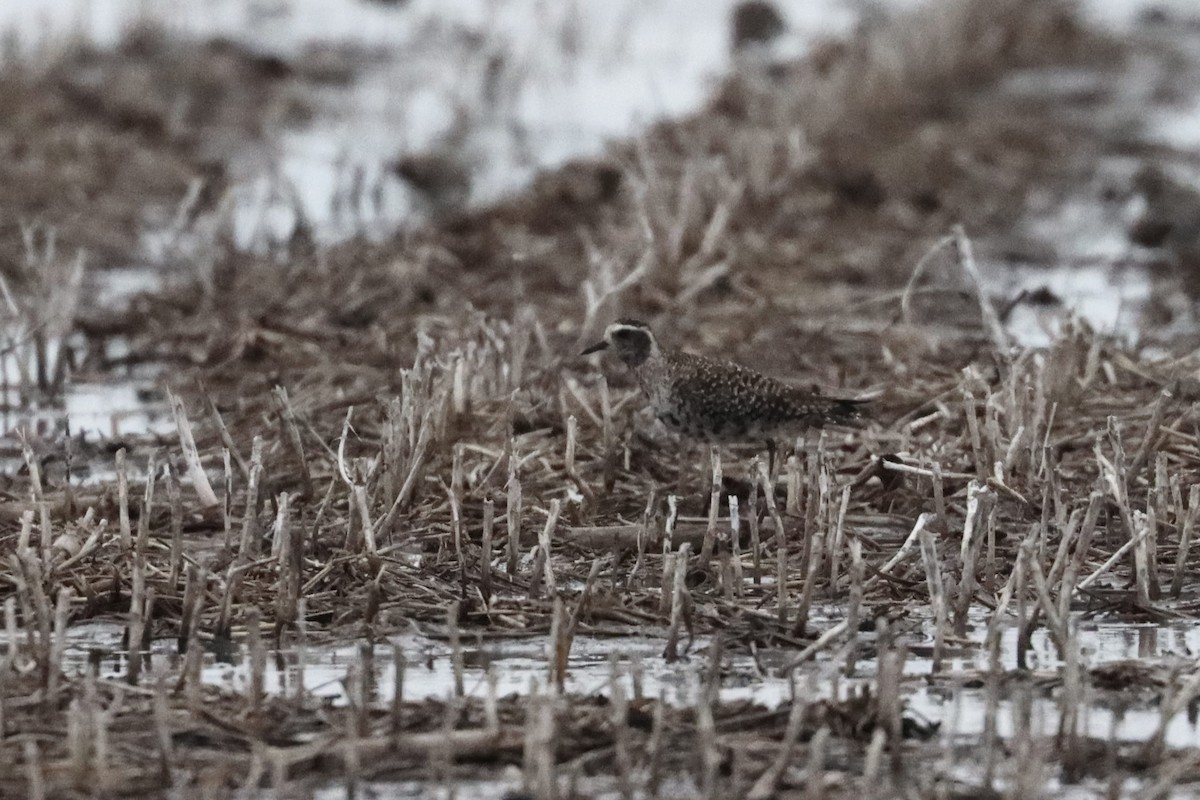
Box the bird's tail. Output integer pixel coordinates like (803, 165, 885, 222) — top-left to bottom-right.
(823, 396, 871, 427)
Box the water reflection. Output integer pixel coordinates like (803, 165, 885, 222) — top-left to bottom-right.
(24, 610, 1200, 754)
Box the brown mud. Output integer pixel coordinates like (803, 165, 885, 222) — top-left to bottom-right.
(6, 0, 1200, 797)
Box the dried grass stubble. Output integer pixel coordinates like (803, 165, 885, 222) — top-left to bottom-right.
(5, 0, 1200, 796)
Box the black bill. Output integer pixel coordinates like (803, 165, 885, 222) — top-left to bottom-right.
(580, 341, 608, 356)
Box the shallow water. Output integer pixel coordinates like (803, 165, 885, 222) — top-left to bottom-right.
(308, 781, 522, 800)
(0, 0, 870, 450)
(2, 4, 1199, 798)
(1, 0, 1197, 440)
(0, 264, 172, 461)
(2, 591, 1196, 797)
(1, 0, 860, 247)
(961, 0, 1200, 348)
(37, 604, 1200, 754)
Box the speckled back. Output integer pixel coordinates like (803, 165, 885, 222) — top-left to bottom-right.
(635, 350, 864, 443)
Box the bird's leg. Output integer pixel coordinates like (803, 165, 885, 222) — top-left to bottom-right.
(759, 440, 776, 527)
(674, 437, 687, 497)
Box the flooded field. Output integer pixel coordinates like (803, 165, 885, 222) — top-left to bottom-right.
(6, 0, 1200, 798)
(15, 605, 1200, 797)
(3, 0, 866, 458)
(3, 0, 863, 245)
(46, 612, 1200, 745)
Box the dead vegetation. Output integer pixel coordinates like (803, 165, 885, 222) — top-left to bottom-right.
(0, 22, 346, 271)
(4, 0, 1200, 797)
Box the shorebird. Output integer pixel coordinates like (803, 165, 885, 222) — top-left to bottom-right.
(581, 319, 867, 470)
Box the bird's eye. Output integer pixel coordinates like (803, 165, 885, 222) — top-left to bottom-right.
(612, 329, 634, 340)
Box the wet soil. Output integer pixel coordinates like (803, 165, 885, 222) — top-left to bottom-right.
(6, 0, 1200, 798)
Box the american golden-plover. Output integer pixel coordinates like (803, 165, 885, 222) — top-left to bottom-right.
(582, 319, 867, 469)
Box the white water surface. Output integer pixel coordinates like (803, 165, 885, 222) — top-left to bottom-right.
(1, 0, 861, 246)
(28, 605, 1200, 753)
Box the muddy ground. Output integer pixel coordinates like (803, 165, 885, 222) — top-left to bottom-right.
(6, 0, 1200, 797)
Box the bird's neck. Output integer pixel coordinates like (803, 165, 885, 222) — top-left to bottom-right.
(631, 349, 669, 395)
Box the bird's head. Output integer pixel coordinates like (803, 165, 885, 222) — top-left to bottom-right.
(580, 319, 659, 367)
